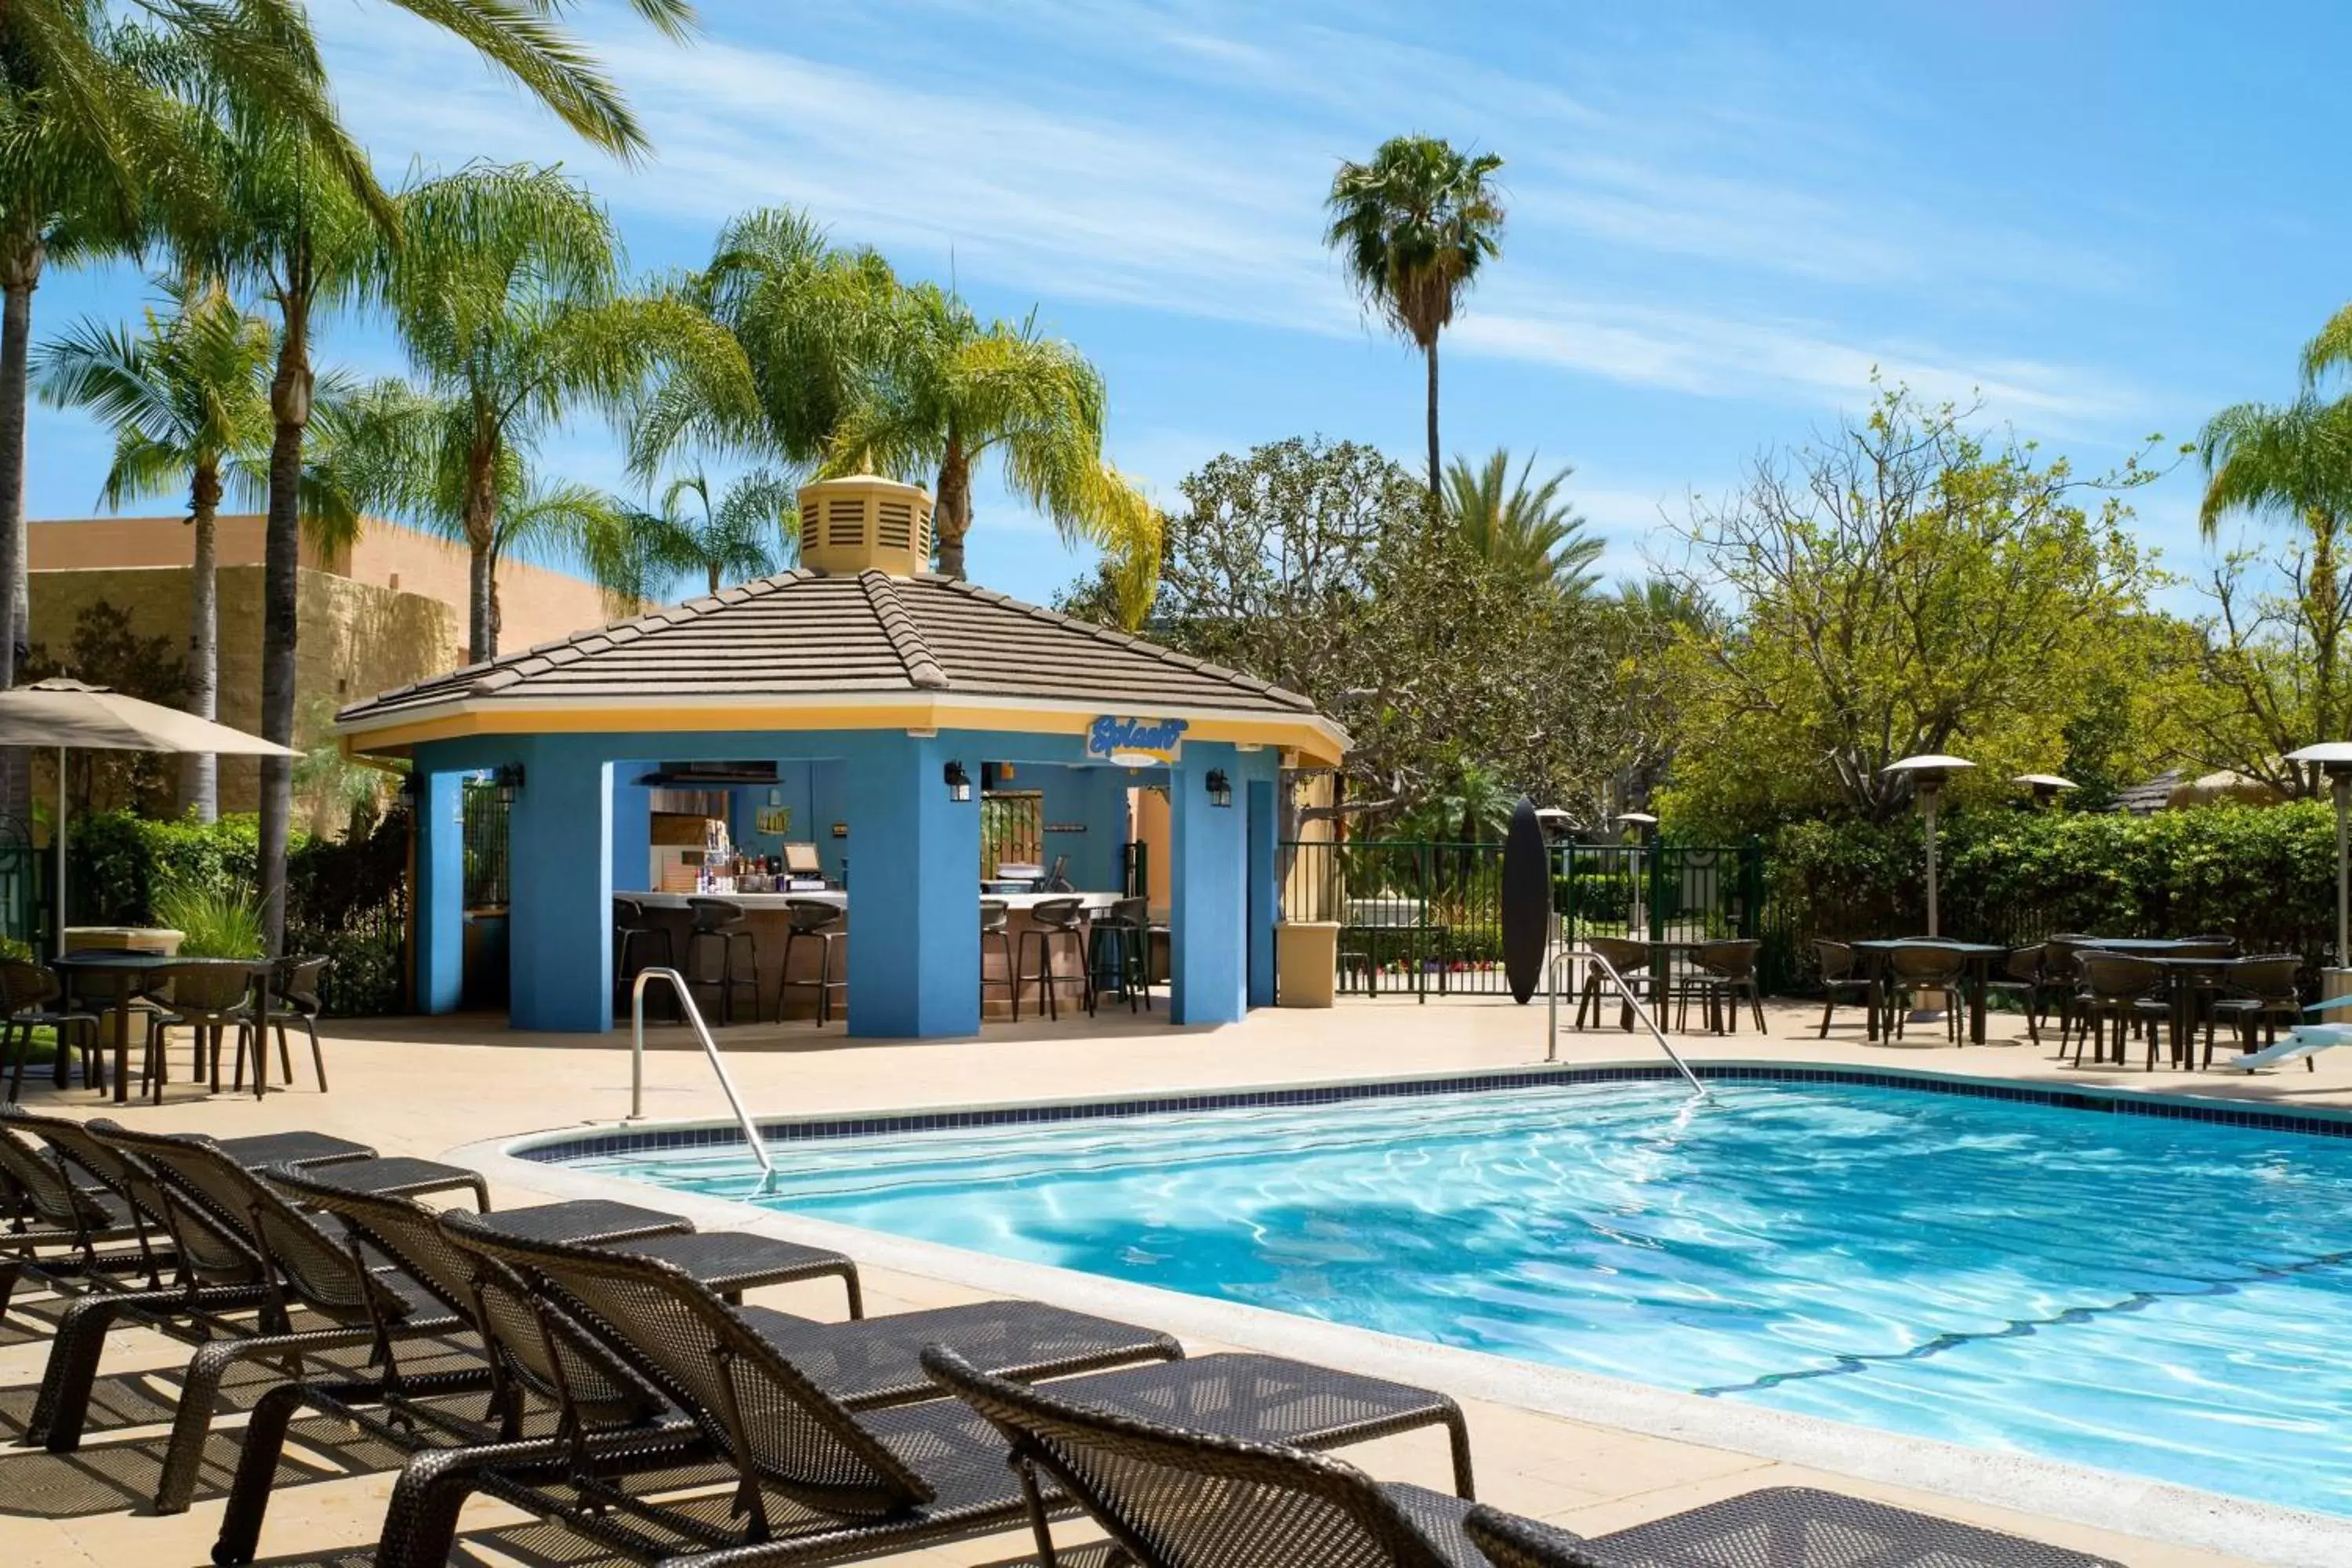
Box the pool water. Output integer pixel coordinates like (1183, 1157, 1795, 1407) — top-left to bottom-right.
(568, 1080, 2352, 1517)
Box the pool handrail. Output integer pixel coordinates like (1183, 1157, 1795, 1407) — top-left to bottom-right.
(627, 967, 775, 1174)
(1548, 929, 1707, 1097)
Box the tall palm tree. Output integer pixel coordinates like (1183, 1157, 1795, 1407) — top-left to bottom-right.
(620, 468, 796, 597)
(34, 280, 275, 819)
(1324, 136, 1506, 500)
(384, 163, 747, 659)
(830, 286, 1156, 585)
(2197, 394, 2352, 746)
(1442, 448, 1601, 596)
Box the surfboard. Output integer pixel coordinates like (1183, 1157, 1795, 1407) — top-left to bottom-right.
(1501, 794, 1550, 1004)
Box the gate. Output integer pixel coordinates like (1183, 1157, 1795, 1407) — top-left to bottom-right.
(1282, 838, 1763, 998)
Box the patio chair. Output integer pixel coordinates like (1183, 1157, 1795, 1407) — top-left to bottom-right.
(0, 1113, 158, 1313)
(2205, 953, 2307, 1069)
(139, 960, 262, 1100)
(2069, 952, 2172, 1069)
(981, 898, 1020, 1018)
(1465, 1486, 2122, 1568)
(260, 953, 332, 1091)
(923, 1343, 1580, 1568)
(1979, 944, 2045, 1044)
(0, 959, 100, 1099)
(1089, 895, 1154, 1013)
(1812, 939, 1876, 1038)
(1022, 895, 1097, 1020)
(343, 1210, 1186, 1568)
(1573, 936, 1655, 1031)
(1884, 945, 1970, 1046)
(686, 896, 761, 1025)
(2039, 938, 2089, 1052)
(1676, 938, 1766, 1035)
(776, 897, 848, 1025)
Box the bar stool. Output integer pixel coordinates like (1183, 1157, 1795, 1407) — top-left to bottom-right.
(979, 898, 1018, 1019)
(614, 897, 675, 986)
(775, 898, 848, 1027)
(1019, 896, 1094, 1020)
(684, 897, 760, 1025)
(1087, 896, 1152, 1013)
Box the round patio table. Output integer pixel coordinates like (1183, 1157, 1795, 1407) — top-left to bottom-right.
(50, 950, 270, 1104)
(2065, 941, 2236, 1068)
(1849, 938, 2009, 1044)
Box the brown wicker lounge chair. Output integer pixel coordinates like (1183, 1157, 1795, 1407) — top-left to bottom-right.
(0, 1112, 160, 1312)
(921, 1344, 1581, 1568)
(1465, 1486, 2123, 1566)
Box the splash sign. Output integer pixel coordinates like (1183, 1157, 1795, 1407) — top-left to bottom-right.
(1087, 716, 1187, 767)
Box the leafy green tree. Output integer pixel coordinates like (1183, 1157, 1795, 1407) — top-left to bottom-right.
(1324, 136, 1505, 499)
(1656, 384, 2169, 837)
(829, 285, 1156, 586)
(381, 163, 747, 658)
(1442, 448, 1600, 595)
(35, 279, 276, 819)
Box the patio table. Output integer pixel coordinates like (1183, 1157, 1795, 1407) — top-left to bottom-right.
(2061, 940, 2230, 1068)
(51, 949, 271, 1105)
(1850, 938, 2009, 1044)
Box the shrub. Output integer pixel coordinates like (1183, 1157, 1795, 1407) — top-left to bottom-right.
(151, 878, 267, 958)
(68, 811, 264, 926)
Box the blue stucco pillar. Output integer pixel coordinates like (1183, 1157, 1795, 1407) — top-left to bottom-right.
(610, 770, 651, 892)
(844, 735, 981, 1037)
(414, 770, 465, 1014)
(1171, 742, 1246, 1025)
(1247, 772, 1277, 1008)
(507, 747, 615, 1033)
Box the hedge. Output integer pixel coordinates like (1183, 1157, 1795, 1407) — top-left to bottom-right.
(1762, 803, 2341, 988)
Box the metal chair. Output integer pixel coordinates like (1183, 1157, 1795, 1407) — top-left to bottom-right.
(2071, 951, 2171, 1069)
(1087, 896, 1152, 1013)
(1020, 896, 1094, 1020)
(612, 896, 674, 988)
(261, 955, 329, 1091)
(1811, 939, 1876, 1038)
(1979, 944, 2045, 1044)
(140, 963, 262, 1099)
(0, 960, 100, 1101)
(684, 896, 760, 1025)
(1885, 944, 1969, 1046)
(2205, 953, 2307, 1069)
(775, 898, 848, 1026)
(980, 898, 1018, 1018)
(1573, 935, 1654, 1030)
(1677, 938, 1766, 1035)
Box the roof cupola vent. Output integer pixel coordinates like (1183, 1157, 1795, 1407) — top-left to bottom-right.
(796, 475, 935, 576)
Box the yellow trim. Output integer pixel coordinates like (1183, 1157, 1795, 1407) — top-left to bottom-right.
(341, 696, 1347, 767)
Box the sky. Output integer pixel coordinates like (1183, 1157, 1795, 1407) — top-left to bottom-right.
(26, 0, 2352, 608)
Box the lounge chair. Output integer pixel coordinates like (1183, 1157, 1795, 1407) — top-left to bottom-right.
(183, 1155, 854, 1516)
(0, 1113, 162, 1312)
(1465, 1487, 2124, 1567)
(216, 1206, 1184, 1566)
(921, 1344, 1583, 1568)
(26, 1120, 472, 1456)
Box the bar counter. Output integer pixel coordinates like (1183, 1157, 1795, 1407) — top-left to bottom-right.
(630, 891, 1126, 1022)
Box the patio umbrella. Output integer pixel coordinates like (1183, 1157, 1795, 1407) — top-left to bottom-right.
(0, 679, 297, 956)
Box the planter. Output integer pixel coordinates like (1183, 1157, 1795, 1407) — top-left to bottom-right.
(1276, 921, 1338, 1008)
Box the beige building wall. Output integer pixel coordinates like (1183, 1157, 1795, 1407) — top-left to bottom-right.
(27, 514, 641, 825)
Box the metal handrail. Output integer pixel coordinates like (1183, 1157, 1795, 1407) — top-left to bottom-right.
(629, 967, 774, 1174)
(1545, 927, 1708, 1097)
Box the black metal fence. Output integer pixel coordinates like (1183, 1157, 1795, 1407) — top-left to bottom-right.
(286, 804, 411, 1016)
(461, 780, 510, 908)
(1280, 838, 1765, 997)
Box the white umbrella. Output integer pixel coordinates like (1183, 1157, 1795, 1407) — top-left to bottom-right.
(0, 679, 296, 955)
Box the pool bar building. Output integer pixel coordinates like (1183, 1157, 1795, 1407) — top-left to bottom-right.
(334, 475, 1348, 1037)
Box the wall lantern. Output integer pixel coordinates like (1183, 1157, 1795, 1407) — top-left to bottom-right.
(944, 760, 973, 803)
(493, 763, 524, 805)
(1205, 768, 1233, 808)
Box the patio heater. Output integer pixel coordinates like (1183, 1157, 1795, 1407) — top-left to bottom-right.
(1882, 754, 1974, 938)
(2012, 773, 2078, 808)
(1615, 811, 1657, 936)
(2286, 742, 2352, 997)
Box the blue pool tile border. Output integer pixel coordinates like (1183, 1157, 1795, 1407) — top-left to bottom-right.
(511, 1063, 2352, 1165)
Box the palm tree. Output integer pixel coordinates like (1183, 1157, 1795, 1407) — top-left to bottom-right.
(619, 469, 796, 597)
(1324, 136, 1506, 500)
(2197, 394, 2352, 747)
(34, 280, 275, 819)
(1442, 448, 1601, 595)
(384, 163, 747, 659)
(829, 286, 1156, 585)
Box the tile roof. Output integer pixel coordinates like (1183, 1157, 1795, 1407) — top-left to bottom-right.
(338, 569, 1319, 728)
(2106, 768, 2183, 815)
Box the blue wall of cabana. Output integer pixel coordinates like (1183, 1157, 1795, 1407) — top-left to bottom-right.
(408, 725, 1281, 1038)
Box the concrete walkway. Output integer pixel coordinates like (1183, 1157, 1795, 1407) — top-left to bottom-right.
(5, 993, 2342, 1567)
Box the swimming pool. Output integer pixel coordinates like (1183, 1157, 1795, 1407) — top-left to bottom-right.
(559, 1075, 2352, 1519)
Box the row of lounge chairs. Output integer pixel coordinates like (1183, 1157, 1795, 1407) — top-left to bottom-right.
(0, 1105, 2122, 1568)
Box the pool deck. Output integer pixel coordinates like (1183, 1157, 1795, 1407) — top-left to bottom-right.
(9, 993, 2348, 1568)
